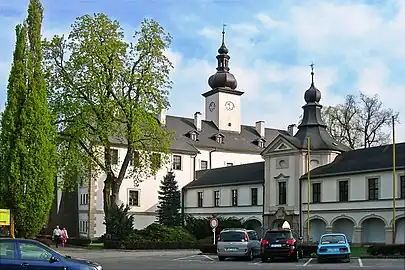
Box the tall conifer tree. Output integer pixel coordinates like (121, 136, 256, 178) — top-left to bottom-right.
(157, 171, 181, 226)
(0, 0, 57, 238)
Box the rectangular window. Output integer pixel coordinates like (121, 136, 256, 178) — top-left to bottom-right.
(214, 190, 220, 207)
(226, 162, 233, 166)
(80, 193, 89, 205)
(201, 160, 208, 170)
(312, 183, 321, 203)
(130, 151, 140, 167)
(110, 149, 118, 165)
(400, 175, 405, 199)
(151, 153, 161, 168)
(197, 192, 203, 207)
(278, 182, 286, 205)
(172, 155, 182, 170)
(339, 180, 349, 202)
(368, 178, 379, 200)
(79, 220, 88, 233)
(128, 190, 139, 206)
(231, 189, 238, 206)
(251, 188, 258, 206)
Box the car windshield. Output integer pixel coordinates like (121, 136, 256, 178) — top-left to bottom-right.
(320, 235, 346, 244)
(264, 230, 292, 242)
(220, 231, 245, 242)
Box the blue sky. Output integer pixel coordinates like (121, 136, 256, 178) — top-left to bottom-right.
(1, 0, 404, 141)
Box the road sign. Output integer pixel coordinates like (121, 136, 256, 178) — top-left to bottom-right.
(210, 217, 218, 229)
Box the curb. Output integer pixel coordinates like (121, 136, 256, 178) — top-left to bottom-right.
(198, 253, 404, 259)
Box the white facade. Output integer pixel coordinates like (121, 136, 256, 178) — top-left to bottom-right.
(301, 170, 405, 244)
(183, 183, 264, 235)
(261, 135, 339, 230)
(76, 143, 265, 238)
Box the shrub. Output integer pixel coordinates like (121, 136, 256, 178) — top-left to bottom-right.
(103, 240, 198, 250)
(367, 244, 405, 256)
(135, 223, 196, 242)
(184, 215, 244, 240)
(103, 203, 134, 241)
(67, 237, 91, 247)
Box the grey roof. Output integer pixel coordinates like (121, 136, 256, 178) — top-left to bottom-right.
(183, 161, 264, 189)
(300, 142, 405, 179)
(165, 115, 288, 153)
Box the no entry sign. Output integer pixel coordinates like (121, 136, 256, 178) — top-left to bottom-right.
(209, 217, 218, 229)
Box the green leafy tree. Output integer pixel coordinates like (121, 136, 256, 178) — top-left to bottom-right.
(0, 0, 57, 238)
(157, 171, 181, 226)
(42, 14, 174, 217)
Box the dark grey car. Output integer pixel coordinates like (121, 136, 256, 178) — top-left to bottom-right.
(217, 228, 261, 261)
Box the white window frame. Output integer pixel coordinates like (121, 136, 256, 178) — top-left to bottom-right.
(128, 189, 140, 207)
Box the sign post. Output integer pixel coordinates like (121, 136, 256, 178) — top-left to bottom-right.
(209, 217, 219, 245)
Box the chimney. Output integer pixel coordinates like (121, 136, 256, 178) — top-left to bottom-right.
(194, 112, 202, 131)
(158, 109, 166, 126)
(287, 124, 296, 136)
(255, 121, 265, 138)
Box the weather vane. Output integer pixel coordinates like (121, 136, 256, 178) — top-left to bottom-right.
(310, 62, 315, 83)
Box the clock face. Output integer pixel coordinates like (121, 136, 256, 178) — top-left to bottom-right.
(209, 101, 216, 112)
(225, 101, 235, 111)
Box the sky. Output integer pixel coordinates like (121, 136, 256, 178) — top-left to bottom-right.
(0, 0, 404, 142)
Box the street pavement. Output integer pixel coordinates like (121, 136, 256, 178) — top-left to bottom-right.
(58, 248, 405, 270)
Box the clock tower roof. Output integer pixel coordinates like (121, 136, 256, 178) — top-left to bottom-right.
(203, 24, 243, 97)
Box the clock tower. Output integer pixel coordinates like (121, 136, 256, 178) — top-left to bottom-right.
(202, 25, 244, 133)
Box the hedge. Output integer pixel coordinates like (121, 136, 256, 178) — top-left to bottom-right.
(367, 244, 405, 256)
(104, 240, 198, 250)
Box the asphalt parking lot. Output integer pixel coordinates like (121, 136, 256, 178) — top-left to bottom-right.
(60, 248, 405, 270)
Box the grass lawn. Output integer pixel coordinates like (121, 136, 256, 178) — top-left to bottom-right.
(350, 247, 368, 257)
(88, 242, 104, 249)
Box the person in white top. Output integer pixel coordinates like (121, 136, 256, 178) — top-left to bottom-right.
(52, 225, 62, 248)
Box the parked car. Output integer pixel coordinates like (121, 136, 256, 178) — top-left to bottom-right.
(217, 228, 261, 261)
(317, 233, 351, 263)
(260, 228, 303, 262)
(0, 238, 102, 270)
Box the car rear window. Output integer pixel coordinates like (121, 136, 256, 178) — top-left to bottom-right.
(321, 235, 346, 244)
(264, 230, 292, 241)
(220, 231, 245, 242)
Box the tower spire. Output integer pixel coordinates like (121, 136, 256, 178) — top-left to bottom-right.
(222, 23, 226, 44)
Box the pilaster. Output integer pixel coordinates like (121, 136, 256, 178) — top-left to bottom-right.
(353, 226, 362, 244)
(385, 226, 393, 244)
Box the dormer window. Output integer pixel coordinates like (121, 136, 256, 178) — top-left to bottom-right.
(187, 131, 199, 141)
(255, 138, 266, 148)
(212, 133, 224, 144)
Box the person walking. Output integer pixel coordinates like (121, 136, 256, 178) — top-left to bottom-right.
(52, 225, 62, 248)
(61, 228, 69, 247)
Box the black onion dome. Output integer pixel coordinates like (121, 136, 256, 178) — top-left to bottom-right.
(208, 72, 238, 90)
(218, 43, 229, 54)
(304, 82, 321, 103)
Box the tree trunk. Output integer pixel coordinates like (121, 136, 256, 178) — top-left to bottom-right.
(103, 175, 112, 215)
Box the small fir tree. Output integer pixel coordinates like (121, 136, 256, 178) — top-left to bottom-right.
(157, 171, 181, 226)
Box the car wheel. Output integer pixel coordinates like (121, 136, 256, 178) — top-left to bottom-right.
(317, 258, 323, 263)
(299, 250, 304, 259)
(261, 256, 267, 263)
(218, 256, 225, 261)
(346, 257, 351, 263)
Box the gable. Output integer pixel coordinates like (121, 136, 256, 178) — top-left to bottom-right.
(261, 134, 298, 157)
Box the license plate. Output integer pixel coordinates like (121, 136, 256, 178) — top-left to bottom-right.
(225, 248, 237, 251)
(271, 244, 282, 247)
(329, 248, 339, 252)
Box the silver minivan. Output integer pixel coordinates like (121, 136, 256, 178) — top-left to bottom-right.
(217, 228, 261, 261)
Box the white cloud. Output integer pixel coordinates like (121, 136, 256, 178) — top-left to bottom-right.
(168, 0, 405, 141)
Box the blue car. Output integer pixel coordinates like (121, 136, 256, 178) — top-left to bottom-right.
(317, 233, 351, 263)
(0, 238, 102, 270)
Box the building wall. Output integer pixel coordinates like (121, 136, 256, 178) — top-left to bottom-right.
(88, 145, 264, 237)
(301, 169, 405, 244)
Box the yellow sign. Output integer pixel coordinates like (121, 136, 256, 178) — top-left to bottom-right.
(0, 209, 10, 226)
